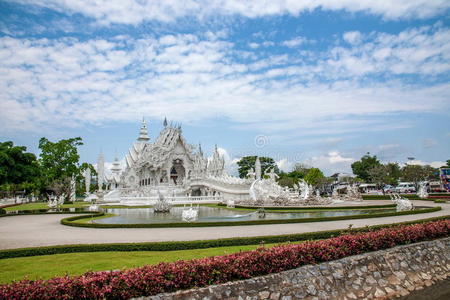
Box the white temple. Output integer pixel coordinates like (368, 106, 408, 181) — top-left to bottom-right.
(98, 119, 253, 203)
(94, 119, 365, 206)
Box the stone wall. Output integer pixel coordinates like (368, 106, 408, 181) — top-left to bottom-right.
(139, 237, 450, 300)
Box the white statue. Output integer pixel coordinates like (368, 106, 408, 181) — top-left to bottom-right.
(247, 168, 256, 179)
(47, 195, 58, 208)
(153, 190, 171, 212)
(255, 157, 262, 180)
(417, 182, 428, 199)
(182, 204, 199, 222)
(390, 194, 413, 212)
(267, 168, 279, 182)
(249, 178, 291, 204)
(84, 168, 91, 195)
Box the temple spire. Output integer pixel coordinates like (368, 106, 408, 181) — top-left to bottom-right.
(163, 117, 168, 127)
(198, 143, 203, 156)
(137, 118, 150, 142)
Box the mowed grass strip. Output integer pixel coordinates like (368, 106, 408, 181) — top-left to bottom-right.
(4, 202, 89, 212)
(0, 243, 282, 284)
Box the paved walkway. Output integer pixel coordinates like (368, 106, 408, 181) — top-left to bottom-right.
(0, 200, 448, 250)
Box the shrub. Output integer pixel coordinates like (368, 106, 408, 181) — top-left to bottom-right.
(1, 220, 449, 299)
(1, 215, 448, 259)
(434, 199, 447, 203)
(0, 208, 5, 215)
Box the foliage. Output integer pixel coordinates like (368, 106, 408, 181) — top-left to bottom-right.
(277, 163, 311, 187)
(401, 164, 438, 188)
(38, 137, 84, 199)
(0, 208, 5, 215)
(1, 215, 448, 260)
(236, 156, 279, 178)
(0, 141, 41, 195)
(1, 220, 448, 299)
(304, 168, 325, 186)
(351, 153, 381, 182)
(0, 244, 268, 284)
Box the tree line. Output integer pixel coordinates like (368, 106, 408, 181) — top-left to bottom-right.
(0, 138, 95, 201)
(237, 154, 450, 189)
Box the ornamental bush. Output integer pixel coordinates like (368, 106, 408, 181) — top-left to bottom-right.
(1, 220, 449, 299)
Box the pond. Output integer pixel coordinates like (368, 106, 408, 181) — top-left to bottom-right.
(92, 206, 415, 224)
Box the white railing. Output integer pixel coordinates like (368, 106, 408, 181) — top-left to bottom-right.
(118, 195, 223, 206)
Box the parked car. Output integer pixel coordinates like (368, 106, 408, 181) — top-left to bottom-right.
(395, 182, 416, 194)
(359, 184, 382, 194)
(383, 185, 395, 194)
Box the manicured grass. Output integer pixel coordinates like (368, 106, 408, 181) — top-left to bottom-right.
(4, 202, 89, 212)
(73, 213, 116, 223)
(0, 243, 278, 284)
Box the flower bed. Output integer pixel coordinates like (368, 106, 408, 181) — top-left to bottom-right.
(1, 220, 449, 299)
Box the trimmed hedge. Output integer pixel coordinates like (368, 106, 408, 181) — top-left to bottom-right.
(1, 219, 449, 299)
(361, 194, 422, 200)
(1, 215, 448, 260)
(228, 203, 397, 210)
(60, 206, 442, 228)
(434, 199, 447, 203)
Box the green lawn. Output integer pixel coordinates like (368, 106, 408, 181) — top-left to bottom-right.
(4, 202, 89, 212)
(0, 243, 281, 284)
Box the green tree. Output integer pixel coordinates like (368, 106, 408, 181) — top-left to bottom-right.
(351, 153, 381, 182)
(401, 164, 437, 189)
(384, 162, 401, 185)
(304, 168, 325, 186)
(368, 162, 401, 188)
(38, 137, 84, 200)
(0, 141, 41, 196)
(237, 156, 279, 178)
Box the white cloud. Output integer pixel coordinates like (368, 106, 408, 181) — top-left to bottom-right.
(304, 151, 355, 175)
(282, 37, 307, 47)
(423, 138, 438, 148)
(276, 158, 294, 172)
(406, 160, 446, 168)
(12, 1, 450, 25)
(343, 31, 363, 45)
(0, 25, 449, 137)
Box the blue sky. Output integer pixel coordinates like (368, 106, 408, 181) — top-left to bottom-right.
(0, 1, 449, 175)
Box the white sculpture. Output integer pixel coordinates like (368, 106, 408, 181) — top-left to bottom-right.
(153, 190, 171, 212)
(255, 157, 262, 180)
(417, 182, 428, 199)
(267, 168, 279, 181)
(390, 194, 413, 212)
(97, 152, 105, 192)
(47, 196, 58, 208)
(298, 180, 311, 200)
(182, 204, 199, 222)
(247, 168, 256, 180)
(84, 167, 91, 195)
(249, 178, 291, 205)
(226, 199, 235, 208)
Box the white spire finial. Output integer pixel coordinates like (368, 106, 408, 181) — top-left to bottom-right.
(137, 118, 150, 142)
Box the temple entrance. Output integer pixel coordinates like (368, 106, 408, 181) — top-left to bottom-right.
(170, 159, 185, 185)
